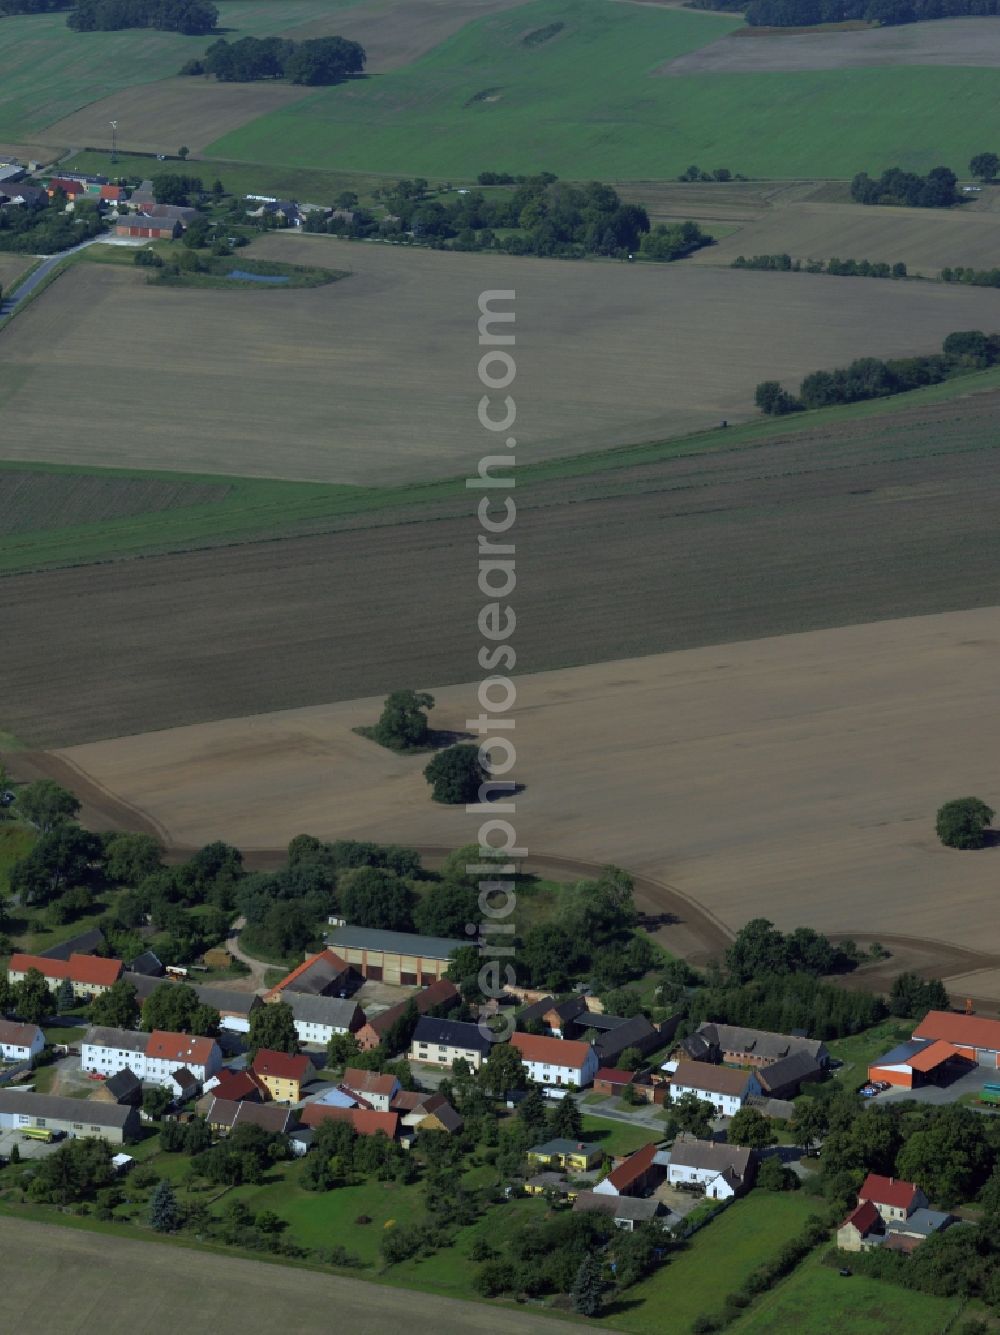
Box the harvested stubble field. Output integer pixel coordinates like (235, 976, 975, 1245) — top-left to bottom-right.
(5, 236, 1000, 485)
(0, 254, 32, 293)
(45, 606, 1000, 968)
(688, 197, 1000, 276)
(0, 1218, 563, 1335)
(659, 16, 1000, 75)
(3, 381, 1000, 746)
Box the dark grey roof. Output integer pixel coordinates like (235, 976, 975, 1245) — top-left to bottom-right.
(518, 995, 586, 1027)
(412, 1016, 492, 1056)
(128, 951, 163, 977)
(123, 972, 161, 1001)
(83, 1026, 147, 1054)
(284, 956, 350, 996)
(206, 1097, 297, 1134)
(170, 1067, 199, 1090)
(327, 926, 467, 961)
(0, 1090, 134, 1128)
(681, 1033, 716, 1062)
(885, 1209, 953, 1239)
(668, 1135, 755, 1179)
(425, 1101, 463, 1132)
(756, 1050, 823, 1093)
(104, 1068, 141, 1100)
(573, 1191, 661, 1222)
(595, 1015, 658, 1062)
(194, 985, 260, 1016)
(39, 928, 105, 961)
(697, 1024, 828, 1064)
(284, 994, 360, 1027)
(575, 1012, 629, 1032)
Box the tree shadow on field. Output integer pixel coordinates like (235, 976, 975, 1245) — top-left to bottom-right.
(425, 728, 474, 750)
(637, 910, 680, 930)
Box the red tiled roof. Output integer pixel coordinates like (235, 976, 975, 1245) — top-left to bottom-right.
(265, 949, 349, 1000)
(913, 1011, 1000, 1053)
(9, 952, 122, 988)
(145, 1030, 216, 1066)
(595, 1067, 634, 1084)
(48, 178, 83, 195)
(907, 1040, 959, 1073)
(342, 1068, 398, 1096)
(210, 1070, 266, 1102)
(299, 1105, 399, 1138)
(605, 1141, 659, 1193)
(859, 1173, 921, 1211)
(510, 1031, 593, 1068)
(843, 1200, 881, 1235)
(253, 1049, 311, 1082)
(367, 979, 460, 1036)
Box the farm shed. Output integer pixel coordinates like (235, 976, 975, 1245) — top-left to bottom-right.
(114, 215, 180, 240)
(912, 1011, 1000, 1068)
(326, 925, 467, 985)
(868, 1038, 964, 1090)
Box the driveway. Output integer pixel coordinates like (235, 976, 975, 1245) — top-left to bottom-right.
(875, 1062, 1000, 1109)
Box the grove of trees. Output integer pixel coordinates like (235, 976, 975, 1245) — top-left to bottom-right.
(68, 0, 217, 32)
(188, 33, 365, 84)
(851, 165, 958, 209)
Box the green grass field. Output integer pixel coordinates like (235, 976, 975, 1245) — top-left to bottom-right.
(581, 1114, 661, 1156)
(730, 1250, 964, 1334)
(0, 824, 34, 897)
(0, 1, 357, 142)
(207, 0, 1000, 179)
(825, 1018, 918, 1087)
(604, 1192, 819, 1332)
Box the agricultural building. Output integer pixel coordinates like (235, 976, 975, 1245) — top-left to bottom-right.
(326, 925, 466, 985)
(912, 1011, 1000, 1068)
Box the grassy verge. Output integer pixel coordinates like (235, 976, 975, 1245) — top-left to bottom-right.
(824, 1018, 917, 1088)
(2, 360, 1000, 576)
(729, 1247, 965, 1334)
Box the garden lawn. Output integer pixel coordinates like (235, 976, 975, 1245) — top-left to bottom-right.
(603, 1192, 819, 1333)
(581, 1115, 661, 1157)
(0, 825, 35, 896)
(825, 1018, 917, 1086)
(730, 1249, 965, 1334)
(208, 0, 1000, 179)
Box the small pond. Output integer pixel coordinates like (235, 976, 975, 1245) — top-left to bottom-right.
(227, 269, 291, 285)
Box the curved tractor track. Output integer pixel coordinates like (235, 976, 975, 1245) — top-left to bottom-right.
(10, 751, 1000, 1006)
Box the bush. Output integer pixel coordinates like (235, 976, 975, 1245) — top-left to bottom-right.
(424, 744, 487, 804)
(936, 796, 994, 850)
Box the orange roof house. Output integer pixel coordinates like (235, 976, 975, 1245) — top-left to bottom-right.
(7, 952, 122, 995)
(299, 1104, 399, 1138)
(145, 1031, 217, 1067)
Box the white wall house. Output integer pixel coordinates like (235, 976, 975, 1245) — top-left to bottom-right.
(0, 1020, 45, 1067)
(663, 1138, 756, 1199)
(511, 1033, 599, 1088)
(284, 995, 363, 1047)
(81, 1027, 221, 1088)
(669, 1060, 761, 1116)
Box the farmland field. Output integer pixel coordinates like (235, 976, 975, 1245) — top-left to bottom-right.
(0, 0, 364, 144)
(0, 468, 231, 537)
(5, 235, 1000, 485)
(730, 1251, 964, 1334)
(208, 0, 1000, 179)
(0, 1217, 565, 1335)
(660, 16, 1000, 74)
(15, 606, 1000, 980)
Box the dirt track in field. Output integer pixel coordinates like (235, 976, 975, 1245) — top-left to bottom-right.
(659, 16, 1000, 73)
(6, 239, 1000, 485)
(0, 1217, 567, 1335)
(13, 606, 1000, 998)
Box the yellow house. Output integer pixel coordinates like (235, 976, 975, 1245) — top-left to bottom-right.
(525, 1172, 579, 1201)
(527, 1138, 603, 1173)
(251, 1049, 311, 1103)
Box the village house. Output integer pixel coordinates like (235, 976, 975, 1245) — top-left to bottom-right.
(669, 1059, 761, 1115)
(0, 183, 48, 209)
(594, 1141, 663, 1198)
(326, 925, 467, 986)
(39, 928, 106, 962)
(283, 993, 364, 1047)
(9, 952, 122, 1000)
(409, 1015, 493, 1070)
(146, 202, 203, 226)
(341, 1068, 400, 1112)
(594, 1013, 667, 1067)
(355, 979, 460, 1052)
(203, 1069, 267, 1103)
(525, 1172, 578, 1202)
(205, 1097, 298, 1137)
(81, 1027, 221, 1087)
(124, 974, 261, 1035)
(510, 1032, 599, 1088)
(299, 1104, 400, 1138)
(265, 948, 353, 1002)
(527, 1138, 603, 1173)
(92, 1068, 143, 1107)
(518, 994, 587, 1036)
(837, 1174, 950, 1253)
(0, 1019, 44, 1067)
(572, 1191, 663, 1232)
(252, 1049, 312, 1103)
(682, 1023, 829, 1070)
(665, 1136, 757, 1199)
(858, 1172, 928, 1222)
(754, 1050, 825, 1099)
(46, 177, 89, 202)
(0, 1091, 139, 1144)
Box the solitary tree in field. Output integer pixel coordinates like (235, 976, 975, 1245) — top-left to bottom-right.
(424, 744, 486, 805)
(372, 689, 435, 751)
(936, 796, 994, 850)
(969, 152, 1000, 182)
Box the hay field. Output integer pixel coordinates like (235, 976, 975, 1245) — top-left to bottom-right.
(0, 1217, 561, 1335)
(4, 384, 1000, 746)
(0, 0, 356, 144)
(208, 0, 1000, 180)
(0, 254, 32, 294)
(55, 607, 1000, 959)
(688, 199, 1000, 276)
(5, 237, 1000, 484)
(659, 16, 1000, 75)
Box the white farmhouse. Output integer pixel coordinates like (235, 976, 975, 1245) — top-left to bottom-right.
(511, 1032, 599, 1088)
(665, 1136, 757, 1199)
(82, 1026, 222, 1088)
(669, 1059, 760, 1116)
(0, 1019, 44, 1067)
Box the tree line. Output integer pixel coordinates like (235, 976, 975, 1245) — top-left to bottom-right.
(733, 253, 907, 279)
(0, 192, 105, 253)
(942, 265, 1000, 289)
(851, 165, 958, 209)
(755, 329, 1000, 415)
(68, 0, 217, 32)
(181, 34, 366, 85)
(305, 173, 712, 262)
(696, 0, 1000, 29)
